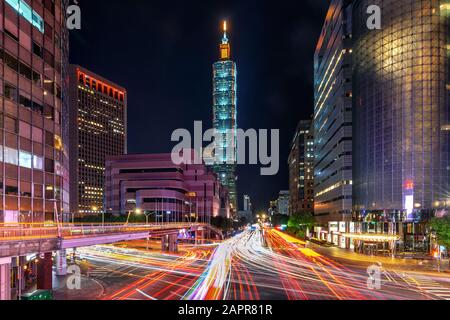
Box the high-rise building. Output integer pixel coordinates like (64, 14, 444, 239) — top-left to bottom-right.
(238, 194, 253, 222)
(277, 191, 290, 216)
(351, 0, 450, 252)
(268, 200, 277, 216)
(0, 0, 70, 224)
(210, 21, 238, 213)
(289, 119, 314, 215)
(243, 194, 252, 212)
(68, 65, 127, 216)
(314, 0, 353, 225)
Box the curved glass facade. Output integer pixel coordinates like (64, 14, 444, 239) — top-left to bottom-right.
(353, 0, 450, 216)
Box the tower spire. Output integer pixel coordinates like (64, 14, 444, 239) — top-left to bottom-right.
(220, 20, 231, 60)
(222, 20, 228, 43)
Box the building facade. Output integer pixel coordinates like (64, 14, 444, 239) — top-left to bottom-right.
(105, 153, 228, 223)
(0, 0, 70, 223)
(238, 194, 253, 222)
(351, 0, 450, 254)
(314, 0, 353, 225)
(243, 194, 252, 212)
(68, 65, 127, 216)
(268, 200, 277, 216)
(210, 21, 238, 214)
(289, 119, 314, 215)
(277, 191, 290, 216)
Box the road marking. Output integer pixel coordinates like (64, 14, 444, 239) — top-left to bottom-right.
(136, 289, 158, 300)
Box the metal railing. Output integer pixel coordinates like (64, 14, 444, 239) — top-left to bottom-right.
(0, 222, 207, 241)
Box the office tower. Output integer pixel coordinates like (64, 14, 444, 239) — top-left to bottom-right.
(243, 195, 252, 212)
(105, 153, 227, 223)
(314, 0, 353, 224)
(211, 21, 238, 213)
(352, 1, 449, 226)
(0, 0, 70, 223)
(268, 200, 277, 216)
(277, 191, 290, 216)
(68, 65, 127, 215)
(289, 120, 315, 215)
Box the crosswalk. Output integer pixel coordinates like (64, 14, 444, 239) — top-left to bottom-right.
(399, 272, 450, 300)
(87, 263, 135, 279)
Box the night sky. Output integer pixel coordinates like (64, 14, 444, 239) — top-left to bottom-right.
(70, 0, 330, 212)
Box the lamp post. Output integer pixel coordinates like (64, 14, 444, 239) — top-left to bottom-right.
(92, 206, 104, 229)
(126, 208, 142, 225)
(137, 210, 152, 250)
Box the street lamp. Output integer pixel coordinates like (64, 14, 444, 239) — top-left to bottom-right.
(92, 206, 105, 229)
(126, 208, 142, 225)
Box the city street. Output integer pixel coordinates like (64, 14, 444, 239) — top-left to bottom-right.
(57, 229, 450, 300)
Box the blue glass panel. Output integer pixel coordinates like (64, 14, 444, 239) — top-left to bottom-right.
(5, 0, 44, 33)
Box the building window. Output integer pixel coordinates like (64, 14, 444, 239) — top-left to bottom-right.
(19, 150, 32, 169)
(33, 42, 43, 58)
(45, 185, 54, 199)
(4, 83, 18, 101)
(45, 158, 54, 173)
(4, 147, 19, 166)
(33, 155, 44, 170)
(5, 185, 19, 196)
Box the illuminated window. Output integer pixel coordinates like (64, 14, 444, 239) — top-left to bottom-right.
(33, 155, 43, 170)
(19, 151, 32, 169)
(4, 147, 18, 166)
(5, 0, 44, 33)
(54, 135, 63, 151)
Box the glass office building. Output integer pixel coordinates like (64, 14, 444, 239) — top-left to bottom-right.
(352, 0, 450, 253)
(353, 0, 449, 215)
(211, 22, 237, 213)
(314, 0, 354, 224)
(0, 0, 70, 223)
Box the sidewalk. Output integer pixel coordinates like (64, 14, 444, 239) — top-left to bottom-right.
(23, 273, 105, 300)
(53, 273, 105, 300)
(308, 242, 450, 274)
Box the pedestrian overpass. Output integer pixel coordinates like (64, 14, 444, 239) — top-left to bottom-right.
(0, 222, 222, 300)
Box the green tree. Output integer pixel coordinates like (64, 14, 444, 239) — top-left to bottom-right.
(287, 212, 315, 239)
(430, 216, 450, 253)
(271, 214, 289, 227)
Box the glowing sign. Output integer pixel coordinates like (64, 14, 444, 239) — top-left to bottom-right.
(405, 180, 414, 190)
(405, 195, 414, 215)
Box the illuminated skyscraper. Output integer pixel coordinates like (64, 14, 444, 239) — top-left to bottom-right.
(211, 21, 238, 213)
(353, 0, 450, 217)
(289, 120, 315, 215)
(0, 0, 70, 224)
(314, 0, 353, 224)
(69, 66, 127, 216)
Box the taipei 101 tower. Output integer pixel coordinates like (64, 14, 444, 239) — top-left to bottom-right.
(211, 21, 238, 213)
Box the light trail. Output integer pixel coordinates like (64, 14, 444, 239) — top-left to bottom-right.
(75, 228, 450, 301)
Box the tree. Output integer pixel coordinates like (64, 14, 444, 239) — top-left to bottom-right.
(287, 212, 315, 239)
(271, 214, 289, 227)
(430, 216, 450, 253)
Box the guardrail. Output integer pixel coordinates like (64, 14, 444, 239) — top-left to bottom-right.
(0, 223, 207, 241)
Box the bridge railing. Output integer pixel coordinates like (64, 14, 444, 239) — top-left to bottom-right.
(0, 223, 207, 241)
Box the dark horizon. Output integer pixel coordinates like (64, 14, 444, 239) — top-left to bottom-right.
(70, 0, 330, 212)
